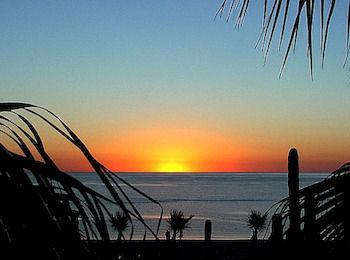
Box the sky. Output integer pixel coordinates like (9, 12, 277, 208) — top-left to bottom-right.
(1, 0, 350, 172)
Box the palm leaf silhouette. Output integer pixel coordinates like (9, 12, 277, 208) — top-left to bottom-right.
(0, 102, 164, 259)
(216, 0, 348, 79)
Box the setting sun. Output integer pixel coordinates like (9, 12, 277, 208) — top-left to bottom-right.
(156, 162, 190, 172)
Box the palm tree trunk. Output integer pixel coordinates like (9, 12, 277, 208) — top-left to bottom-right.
(252, 229, 258, 241)
(179, 230, 183, 240)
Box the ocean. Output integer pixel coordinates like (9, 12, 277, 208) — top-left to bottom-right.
(72, 172, 328, 240)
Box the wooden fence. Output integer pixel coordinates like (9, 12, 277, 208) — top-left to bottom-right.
(271, 148, 350, 241)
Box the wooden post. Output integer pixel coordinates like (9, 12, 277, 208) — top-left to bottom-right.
(287, 148, 300, 240)
(205, 219, 212, 241)
(304, 193, 319, 240)
(344, 177, 350, 241)
(270, 214, 283, 242)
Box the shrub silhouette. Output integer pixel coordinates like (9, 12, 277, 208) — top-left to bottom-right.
(167, 210, 193, 240)
(110, 211, 129, 240)
(247, 210, 267, 241)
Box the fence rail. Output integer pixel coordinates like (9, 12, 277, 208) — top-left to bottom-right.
(271, 149, 350, 241)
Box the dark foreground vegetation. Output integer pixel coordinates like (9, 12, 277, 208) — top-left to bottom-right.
(90, 239, 349, 260)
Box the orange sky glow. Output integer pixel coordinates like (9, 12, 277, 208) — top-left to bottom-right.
(3, 116, 347, 173)
(32, 125, 348, 173)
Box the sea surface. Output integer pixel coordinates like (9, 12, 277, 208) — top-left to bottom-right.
(71, 172, 328, 240)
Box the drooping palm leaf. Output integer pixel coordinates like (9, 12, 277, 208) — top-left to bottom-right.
(217, 0, 349, 79)
(0, 102, 164, 258)
(26, 105, 163, 238)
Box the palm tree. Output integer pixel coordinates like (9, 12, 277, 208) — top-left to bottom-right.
(110, 211, 129, 240)
(216, 0, 348, 79)
(167, 210, 194, 240)
(247, 210, 267, 241)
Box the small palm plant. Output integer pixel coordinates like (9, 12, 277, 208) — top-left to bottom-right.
(110, 211, 129, 241)
(247, 210, 267, 242)
(167, 210, 194, 240)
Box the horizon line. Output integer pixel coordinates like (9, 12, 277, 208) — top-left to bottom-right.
(66, 171, 331, 174)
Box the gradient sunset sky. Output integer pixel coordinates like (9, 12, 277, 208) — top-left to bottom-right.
(1, 1, 350, 172)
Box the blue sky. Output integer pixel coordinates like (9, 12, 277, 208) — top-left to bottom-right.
(1, 1, 350, 172)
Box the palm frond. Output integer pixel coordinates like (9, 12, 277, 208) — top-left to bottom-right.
(217, 0, 348, 79)
(0, 102, 164, 258)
